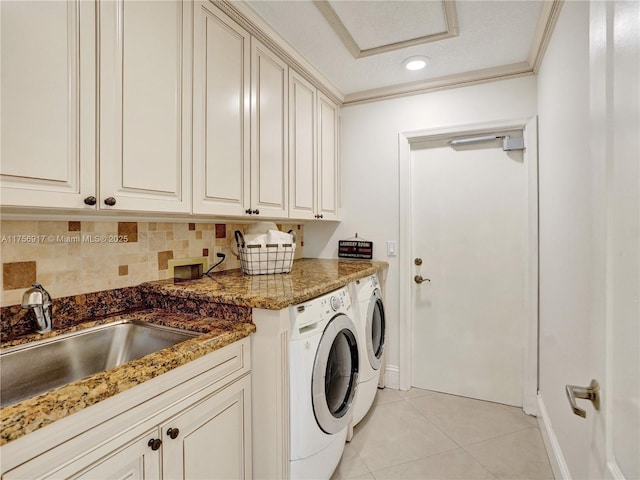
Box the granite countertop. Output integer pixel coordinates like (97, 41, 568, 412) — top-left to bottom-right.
(0, 310, 255, 445)
(0, 258, 387, 446)
(144, 258, 388, 309)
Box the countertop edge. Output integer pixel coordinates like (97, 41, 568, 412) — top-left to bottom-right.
(0, 314, 255, 446)
(143, 260, 388, 309)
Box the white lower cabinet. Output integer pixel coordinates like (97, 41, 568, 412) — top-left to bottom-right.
(162, 376, 251, 480)
(73, 427, 161, 480)
(1, 339, 251, 480)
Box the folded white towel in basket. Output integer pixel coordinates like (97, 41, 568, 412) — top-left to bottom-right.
(244, 232, 268, 247)
(267, 229, 293, 244)
(244, 230, 293, 247)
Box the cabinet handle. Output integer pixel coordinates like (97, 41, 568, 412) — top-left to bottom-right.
(253, 209, 260, 215)
(319, 214, 324, 219)
(147, 438, 162, 451)
(167, 428, 180, 439)
(245, 208, 252, 215)
(83, 196, 97, 206)
(104, 197, 116, 206)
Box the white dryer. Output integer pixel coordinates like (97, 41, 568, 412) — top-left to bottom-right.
(349, 274, 386, 426)
(289, 287, 359, 480)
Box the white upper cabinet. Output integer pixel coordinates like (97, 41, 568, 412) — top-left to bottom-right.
(288, 71, 317, 220)
(0, 0, 97, 209)
(317, 92, 340, 220)
(250, 38, 289, 219)
(192, 2, 250, 216)
(289, 71, 340, 221)
(193, 10, 289, 219)
(1, 1, 337, 219)
(99, 0, 192, 213)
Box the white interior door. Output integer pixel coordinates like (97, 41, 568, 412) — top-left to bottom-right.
(410, 139, 527, 407)
(585, 2, 639, 478)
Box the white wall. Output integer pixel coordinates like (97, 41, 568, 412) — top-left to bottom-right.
(304, 76, 537, 377)
(536, 2, 591, 478)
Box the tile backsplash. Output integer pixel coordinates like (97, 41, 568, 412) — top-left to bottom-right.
(0, 220, 303, 307)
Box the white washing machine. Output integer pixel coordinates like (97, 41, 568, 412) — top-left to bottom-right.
(349, 274, 386, 426)
(289, 287, 360, 480)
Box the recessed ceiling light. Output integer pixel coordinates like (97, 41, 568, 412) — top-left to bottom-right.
(403, 56, 430, 71)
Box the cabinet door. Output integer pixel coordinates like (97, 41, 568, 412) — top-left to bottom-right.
(317, 92, 340, 220)
(99, 0, 191, 213)
(251, 39, 289, 218)
(162, 375, 252, 480)
(0, 0, 96, 209)
(4, 427, 161, 480)
(71, 429, 161, 480)
(289, 71, 317, 220)
(192, 2, 250, 216)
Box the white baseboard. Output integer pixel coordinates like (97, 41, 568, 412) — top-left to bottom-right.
(383, 365, 400, 390)
(537, 393, 572, 480)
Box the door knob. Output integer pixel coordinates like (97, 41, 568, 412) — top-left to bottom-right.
(414, 275, 430, 284)
(104, 197, 116, 206)
(167, 427, 179, 439)
(566, 379, 600, 418)
(84, 196, 97, 206)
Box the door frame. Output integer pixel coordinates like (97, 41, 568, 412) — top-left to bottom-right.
(398, 117, 539, 414)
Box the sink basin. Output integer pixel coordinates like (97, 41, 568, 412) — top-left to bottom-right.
(0, 320, 200, 408)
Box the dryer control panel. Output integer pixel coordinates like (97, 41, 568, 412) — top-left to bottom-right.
(290, 287, 352, 337)
(329, 296, 341, 311)
(319, 288, 350, 317)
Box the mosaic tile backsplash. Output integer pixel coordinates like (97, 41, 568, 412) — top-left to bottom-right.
(0, 221, 303, 307)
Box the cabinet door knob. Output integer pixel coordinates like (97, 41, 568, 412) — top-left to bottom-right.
(167, 428, 180, 439)
(147, 438, 162, 451)
(253, 209, 260, 215)
(104, 197, 116, 206)
(83, 196, 97, 206)
(319, 214, 324, 219)
(245, 208, 252, 215)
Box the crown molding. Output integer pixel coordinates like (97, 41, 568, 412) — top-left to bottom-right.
(217, 0, 562, 107)
(528, 0, 564, 73)
(342, 1, 562, 106)
(313, 0, 459, 59)
(214, 0, 344, 105)
(343, 62, 534, 106)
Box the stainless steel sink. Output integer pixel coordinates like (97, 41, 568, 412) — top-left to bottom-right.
(0, 320, 200, 408)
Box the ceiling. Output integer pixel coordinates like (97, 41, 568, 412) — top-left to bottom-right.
(244, 0, 559, 104)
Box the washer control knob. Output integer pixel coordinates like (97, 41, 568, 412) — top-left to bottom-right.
(330, 296, 341, 311)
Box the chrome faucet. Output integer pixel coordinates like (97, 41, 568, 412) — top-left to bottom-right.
(22, 283, 52, 333)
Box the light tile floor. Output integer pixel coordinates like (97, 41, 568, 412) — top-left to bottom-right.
(331, 388, 554, 480)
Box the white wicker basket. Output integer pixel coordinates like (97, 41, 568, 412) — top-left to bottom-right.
(234, 230, 296, 275)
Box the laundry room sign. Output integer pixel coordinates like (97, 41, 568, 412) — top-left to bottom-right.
(338, 239, 373, 259)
